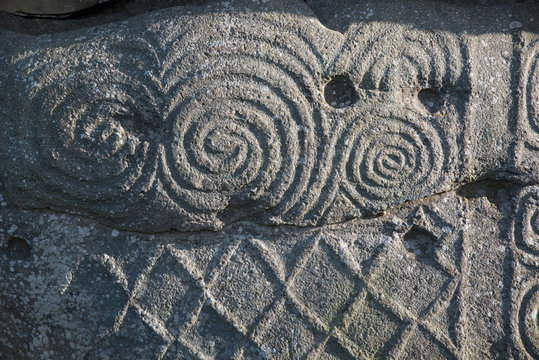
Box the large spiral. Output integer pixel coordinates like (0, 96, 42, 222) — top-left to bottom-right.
(157, 14, 325, 220)
(338, 107, 448, 213)
(11, 49, 159, 217)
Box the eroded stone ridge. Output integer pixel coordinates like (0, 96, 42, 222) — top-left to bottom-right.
(523, 38, 539, 150)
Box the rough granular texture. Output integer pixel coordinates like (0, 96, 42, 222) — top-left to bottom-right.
(0, 0, 538, 359)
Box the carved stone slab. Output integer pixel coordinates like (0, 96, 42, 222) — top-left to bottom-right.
(0, 0, 538, 359)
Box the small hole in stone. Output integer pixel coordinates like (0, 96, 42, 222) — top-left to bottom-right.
(417, 88, 444, 113)
(324, 75, 358, 109)
(402, 226, 437, 259)
(7, 236, 31, 261)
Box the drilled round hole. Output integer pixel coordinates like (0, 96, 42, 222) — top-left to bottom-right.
(7, 236, 31, 261)
(324, 75, 358, 109)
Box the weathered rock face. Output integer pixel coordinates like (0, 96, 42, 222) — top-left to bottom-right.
(0, 0, 537, 359)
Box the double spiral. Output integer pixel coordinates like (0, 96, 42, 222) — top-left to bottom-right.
(5, 14, 328, 229)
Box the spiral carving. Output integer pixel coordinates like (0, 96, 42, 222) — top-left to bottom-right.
(338, 107, 449, 214)
(0, 13, 337, 231)
(9, 49, 159, 218)
(159, 15, 325, 222)
(0, 11, 468, 232)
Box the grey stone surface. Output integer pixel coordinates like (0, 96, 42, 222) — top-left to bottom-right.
(0, 0, 538, 359)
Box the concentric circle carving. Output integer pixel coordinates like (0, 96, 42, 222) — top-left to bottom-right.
(159, 17, 325, 221)
(14, 62, 159, 217)
(347, 24, 466, 91)
(338, 107, 449, 213)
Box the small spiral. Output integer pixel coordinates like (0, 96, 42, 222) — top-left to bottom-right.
(10, 51, 159, 217)
(338, 107, 448, 214)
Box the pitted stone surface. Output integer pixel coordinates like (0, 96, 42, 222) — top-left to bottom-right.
(0, 0, 538, 359)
